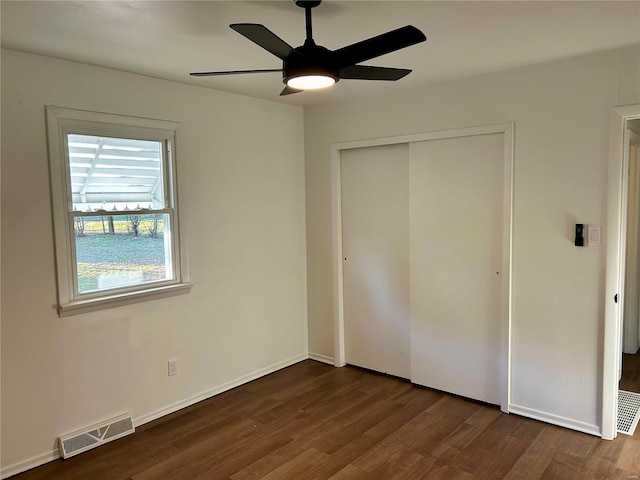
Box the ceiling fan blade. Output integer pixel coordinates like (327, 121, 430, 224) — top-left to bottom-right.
(339, 65, 412, 81)
(190, 69, 282, 77)
(230, 24, 294, 60)
(333, 25, 426, 68)
(280, 85, 303, 96)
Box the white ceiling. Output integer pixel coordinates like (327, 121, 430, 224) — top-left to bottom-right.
(2, 1, 639, 106)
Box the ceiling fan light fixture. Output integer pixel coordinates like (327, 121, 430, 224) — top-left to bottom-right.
(190, 0, 427, 96)
(286, 74, 336, 90)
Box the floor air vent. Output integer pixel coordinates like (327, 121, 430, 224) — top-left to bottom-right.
(618, 390, 640, 436)
(59, 413, 134, 458)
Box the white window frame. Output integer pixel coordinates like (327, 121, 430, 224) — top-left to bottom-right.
(46, 106, 191, 317)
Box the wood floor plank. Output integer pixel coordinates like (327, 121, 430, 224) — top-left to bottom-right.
(369, 455, 440, 480)
(463, 405, 502, 428)
(364, 388, 441, 441)
(380, 409, 452, 455)
(424, 394, 483, 425)
(198, 432, 293, 478)
(275, 388, 369, 440)
(503, 452, 552, 480)
(350, 441, 425, 473)
(428, 423, 487, 464)
(421, 463, 473, 480)
(615, 435, 640, 472)
(258, 448, 331, 480)
(327, 464, 371, 480)
(303, 399, 403, 455)
(463, 435, 530, 479)
(507, 416, 546, 443)
(229, 440, 309, 479)
(539, 452, 591, 480)
(621, 352, 640, 392)
(310, 434, 379, 478)
(11, 360, 640, 480)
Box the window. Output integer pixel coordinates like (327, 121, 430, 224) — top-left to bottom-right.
(46, 107, 191, 316)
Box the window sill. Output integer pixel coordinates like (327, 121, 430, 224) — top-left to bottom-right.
(57, 282, 193, 317)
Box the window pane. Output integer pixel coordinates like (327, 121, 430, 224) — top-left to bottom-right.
(74, 214, 173, 294)
(67, 134, 164, 212)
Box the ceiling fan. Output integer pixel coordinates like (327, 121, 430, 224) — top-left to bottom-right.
(190, 0, 427, 96)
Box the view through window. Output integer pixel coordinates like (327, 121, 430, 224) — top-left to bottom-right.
(67, 134, 174, 294)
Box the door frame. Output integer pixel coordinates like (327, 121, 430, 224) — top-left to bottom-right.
(603, 104, 640, 440)
(330, 123, 515, 412)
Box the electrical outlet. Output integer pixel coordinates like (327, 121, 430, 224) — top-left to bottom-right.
(168, 359, 178, 376)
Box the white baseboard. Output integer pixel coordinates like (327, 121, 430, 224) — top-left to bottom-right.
(133, 353, 307, 427)
(308, 352, 335, 365)
(1, 449, 59, 479)
(1, 353, 307, 479)
(509, 403, 601, 437)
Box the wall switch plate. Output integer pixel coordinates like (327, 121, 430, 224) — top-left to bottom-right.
(168, 359, 178, 376)
(587, 225, 602, 246)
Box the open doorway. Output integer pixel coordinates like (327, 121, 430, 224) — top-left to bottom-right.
(621, 119, 640, 396)
(604, 105, 640, 440)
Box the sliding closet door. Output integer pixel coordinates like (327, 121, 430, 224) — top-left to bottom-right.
(341, 144, 410, 378)
(410, 134, 504, 405)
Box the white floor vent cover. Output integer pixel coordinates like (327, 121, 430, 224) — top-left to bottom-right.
(618, 390, 640, 436)
(59, 413, 134, 458)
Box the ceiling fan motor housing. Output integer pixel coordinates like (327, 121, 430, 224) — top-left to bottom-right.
(294, 1, 322, 8)
(283, 42, 340, 86)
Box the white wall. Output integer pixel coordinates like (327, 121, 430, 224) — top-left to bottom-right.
(1, 49, 307, 475)
(305, 46, 640, 433)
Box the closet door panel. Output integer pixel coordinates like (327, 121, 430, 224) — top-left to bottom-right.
(409, 134, 504, 404)
(341, 143, 410, 378)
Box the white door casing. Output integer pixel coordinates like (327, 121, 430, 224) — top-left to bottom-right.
(603, 104, 640, 440)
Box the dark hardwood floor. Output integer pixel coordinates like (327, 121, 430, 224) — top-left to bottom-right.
(11, 360, 640, 479)
(621, 352, 640, 393)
